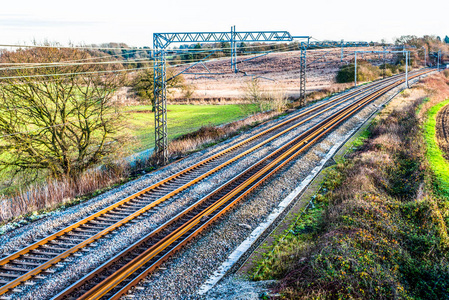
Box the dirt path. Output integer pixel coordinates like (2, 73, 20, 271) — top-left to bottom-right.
(436, 104, 449, 159)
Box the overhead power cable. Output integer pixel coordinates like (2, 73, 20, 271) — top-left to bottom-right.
(0, 43, 304, 80)
(0, 40, 300, 55)
(0, 42, 375, 81)
(0, 43, 387, 139)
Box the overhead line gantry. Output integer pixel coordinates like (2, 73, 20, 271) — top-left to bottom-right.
(152, 26, 308, 165)
(152, 27, 371, 165)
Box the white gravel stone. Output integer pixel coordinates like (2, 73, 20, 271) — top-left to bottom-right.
(0, 75, 428, 300)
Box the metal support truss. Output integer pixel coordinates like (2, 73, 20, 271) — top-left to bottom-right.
(299, 42, 308, 106)
(153, 49, 168, 165)
(152, 27, 308, 164)
(231, 26, 238, 73)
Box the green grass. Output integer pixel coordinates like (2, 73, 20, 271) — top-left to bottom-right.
(252, 96, 449, 299)
(122, 104, 252, 152)
(423, 99, 449, 197)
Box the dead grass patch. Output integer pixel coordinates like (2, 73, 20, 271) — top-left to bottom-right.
(255, 73, 449, 299)
(168, 111, 278, 158)
(0, 109, 280, 224)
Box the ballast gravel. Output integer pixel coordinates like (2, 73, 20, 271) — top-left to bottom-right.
(129, 80, 423, 300)
(0, 76, 427, 300)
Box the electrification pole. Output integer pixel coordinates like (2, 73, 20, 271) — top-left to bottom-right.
(354, 51, 357, 86)
(422, 46, 426, 67)
(341, 39, 344, 62)
(153, 41, 168, 165)
(299, 41, 308, 106)
(231, 26, 238, 73)
(405, 51, 409, 88)
(152, 28, 308, 165)
(438, 50, 441, 71)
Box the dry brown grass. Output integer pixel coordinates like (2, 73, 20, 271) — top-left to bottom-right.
(167, 111, 278, 158)
(0, 163, 129, 222)
(257, 74, 449, 299)
(297, 82, 354, 104)
(0, 108, 280, 223)
(417, 73, 449, 120)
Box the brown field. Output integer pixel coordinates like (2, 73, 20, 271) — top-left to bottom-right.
(170, 46, 395, 103)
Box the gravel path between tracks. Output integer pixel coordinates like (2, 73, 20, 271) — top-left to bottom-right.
(0, 75, 427, 300)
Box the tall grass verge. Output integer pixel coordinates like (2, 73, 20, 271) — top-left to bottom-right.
(168, 111, 279, 158)
(0, 163, 129, 223)
(0, 109, 280, 225)
(253, 73, 449, 299)
(424, 99, 449, 198)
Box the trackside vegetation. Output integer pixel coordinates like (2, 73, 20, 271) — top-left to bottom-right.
(253, 74, 449, 299)
(423, 99, 449, 198)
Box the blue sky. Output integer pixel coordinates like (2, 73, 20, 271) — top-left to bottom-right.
(1, 0, 447, 47)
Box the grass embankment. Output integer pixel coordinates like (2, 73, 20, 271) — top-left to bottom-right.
(423, 99, 449, 198)
(254, 74, 449, 299)
(124, 104, 253, 152)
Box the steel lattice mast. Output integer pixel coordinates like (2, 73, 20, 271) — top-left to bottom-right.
(152, 27, 308, 165)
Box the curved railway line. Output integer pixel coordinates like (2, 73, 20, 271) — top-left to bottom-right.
(440, 104, 449, 144)
(0, 69, 432, 299)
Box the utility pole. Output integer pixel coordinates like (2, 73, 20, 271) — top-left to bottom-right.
(152, 28, 308, 165)
(405, 50, 409, 88)
(383, 46, 386, 79)
(341, 39, 344, 62)
(438, 50, 441, 71)
(354, 51, 357, 86)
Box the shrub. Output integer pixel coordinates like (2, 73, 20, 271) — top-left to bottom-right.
(242, 79, 289, 113)
(443, 69, 449, 79)
(336, 64, 356, 83)
(267, 90, 288, 112)
(336, 62, 380, 83)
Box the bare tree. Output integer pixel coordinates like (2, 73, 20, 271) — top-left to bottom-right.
(243, 78, 271, 114)
(131, 66, 188, 110)
(0, 46, 128, 183)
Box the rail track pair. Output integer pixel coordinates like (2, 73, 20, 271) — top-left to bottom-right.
(0, 69, 432, 299)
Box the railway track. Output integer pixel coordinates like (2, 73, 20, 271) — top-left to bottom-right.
(440, 104, 449, 144)
(0, 69, 432, 299)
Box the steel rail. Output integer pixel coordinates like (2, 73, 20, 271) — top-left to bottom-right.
(0, 73, 375, 264)
(0, 69, 430, 297)
(0, 72, 401, 295)
(57, 69, 432, 300)
(54, 93, 369, 299)
(441, 104, 449, 143)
